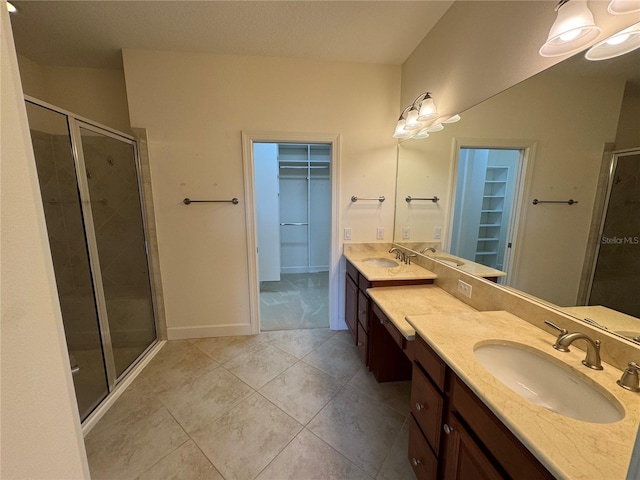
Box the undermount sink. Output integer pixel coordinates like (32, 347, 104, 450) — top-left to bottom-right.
(474, 341, 624, 424)
(362, 257, 399, 268)
(431, 255, 465, 267)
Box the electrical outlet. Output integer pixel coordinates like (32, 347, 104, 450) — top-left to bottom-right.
(376, 227, 384, 240)
(458, 280, 472, 298)
(344, 228, 352, 241)
(402, 227, 410, 239)
(434, 227, 442, 240)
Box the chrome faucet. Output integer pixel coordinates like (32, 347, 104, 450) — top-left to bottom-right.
(617, 362, 640, 392)
(420, 247, 436, 254)
(388, 247, 405, 262)
(545, 321, 603, 370)
(406, 253, 417, 265)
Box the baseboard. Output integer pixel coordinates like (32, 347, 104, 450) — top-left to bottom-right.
(167, 323, 254, 340)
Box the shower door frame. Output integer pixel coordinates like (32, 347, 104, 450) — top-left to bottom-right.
(25, 95, 160, 392)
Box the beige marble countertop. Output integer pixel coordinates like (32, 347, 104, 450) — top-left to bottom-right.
(406, 310, 640, 480)
(561, 305, 640, 340)
(423, 252, 507, 278)
(366, 285, 476, 340)
(343, 248, 437, 282)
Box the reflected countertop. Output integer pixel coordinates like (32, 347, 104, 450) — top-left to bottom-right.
(343, 245, 437, 282)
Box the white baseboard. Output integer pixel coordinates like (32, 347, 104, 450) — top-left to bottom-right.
(167, 323, 254, 340)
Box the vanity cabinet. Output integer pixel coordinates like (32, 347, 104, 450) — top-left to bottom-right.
(409, 334, 554, 480)
(344, 258, 432, 376)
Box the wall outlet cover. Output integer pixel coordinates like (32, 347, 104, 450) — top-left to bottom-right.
(434, 227, 442, 240)
(458, 280, 472, 298)
(376, 227, 384, 240)
(344, 228, 352, 240)
(402, 227, 410, 239)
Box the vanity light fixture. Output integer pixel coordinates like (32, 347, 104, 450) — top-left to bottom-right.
(426, 123, 444, 133)
(413, 129, 430, 139)
(608, 0, 640, 15)
(539, 0, 601, 57)
(585, 22, 640, 60)
(442, 114, 461, 124)
(6, 1, 17, 13)
(393, 91, 439, 138)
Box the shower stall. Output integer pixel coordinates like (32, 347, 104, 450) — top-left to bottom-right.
(25, 98, 159, 422)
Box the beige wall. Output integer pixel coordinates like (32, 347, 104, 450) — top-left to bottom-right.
(17, 54, 131, 133)
(0, 8, 89, 479)
(401, 0, 639, 123)
(122, 49, 400, 337)
(396, 71, 625, 306)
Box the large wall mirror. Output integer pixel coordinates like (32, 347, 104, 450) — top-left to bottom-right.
(393, 47, 640, 344)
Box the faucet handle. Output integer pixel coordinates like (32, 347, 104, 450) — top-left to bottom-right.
(617, 362, 640, 392)
(406, 254, 417, 265)
(545, 320, 568, 335)
(545, 320, 570, 352)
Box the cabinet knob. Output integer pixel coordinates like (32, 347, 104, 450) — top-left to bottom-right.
(443, 423, 453, 435)
(415, 403, 425, 411)
(411, 458, 421, 467)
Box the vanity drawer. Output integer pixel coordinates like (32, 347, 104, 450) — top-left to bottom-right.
(346, 260, 359, 282)
(357, 290, 369, 332)
(357, 321, 368, 365)
(408, 415, 438, 480)
(451, 376, 554, 480)
(372, 302, 404, 349)
(414, 334, 446, 391)
(411, 363, 444, 455)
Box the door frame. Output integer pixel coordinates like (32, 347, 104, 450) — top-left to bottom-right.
(446, 138, 537, 284)
(242, 131, 341, 333)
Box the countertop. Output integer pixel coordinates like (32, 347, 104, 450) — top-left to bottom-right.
(406, 310, 640, 480)
(423, 252, 507, 279)
(343, 249, 437, 282)
(366, 285, 476, 340)
(561, 305, 640, 339)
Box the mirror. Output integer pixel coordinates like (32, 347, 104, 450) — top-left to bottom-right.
(393, 46, 640, 343)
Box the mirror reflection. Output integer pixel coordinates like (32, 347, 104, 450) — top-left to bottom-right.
(394, 48, 640, 343)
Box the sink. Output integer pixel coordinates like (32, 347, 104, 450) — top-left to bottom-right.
(431, 255, 465, 267)
(362, 257, 399, 268)
(474, 341, 624, 423)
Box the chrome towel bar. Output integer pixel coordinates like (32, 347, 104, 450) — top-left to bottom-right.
(532, 199, 578, 205)
(183, 198, 239, 205)
(406, 195, 439, 203)
(351, 195, 385, 202)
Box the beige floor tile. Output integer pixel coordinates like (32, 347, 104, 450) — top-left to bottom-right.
(191, 393, 303, 480)
(136, 440, 223, 480)
(86, 396, 189, 480)
(302, 336, 361, 382)
(265, 328, 335, 358)
(159, 366, 254, 433)
(376, 418, 416, 480)
(190, 334, 273, 365)
(256, 429, 371, 480)
(348, 366, 412, 416)
(307, 385, 406, 477)
(223, 344, 298, 389)
(259, 361, 343, 424)
(137, 340, 219, 395)
(333, 329, 356, 346)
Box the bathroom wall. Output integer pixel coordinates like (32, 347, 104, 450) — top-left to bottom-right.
(400, 0, 639, 123)
(17, 54, 131, 133)
(122, 50, 401, 337)
(0, 8, 89, 478)
(396, 72, 625, 306)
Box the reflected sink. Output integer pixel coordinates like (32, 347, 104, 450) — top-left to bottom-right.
(431, 255, 465, 267)
(474, 341, 624, 423)
(362, 257, 399, 268)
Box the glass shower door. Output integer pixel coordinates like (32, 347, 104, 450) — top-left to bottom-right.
(76, 124, 157, 377)
(26, 103, 109, 421)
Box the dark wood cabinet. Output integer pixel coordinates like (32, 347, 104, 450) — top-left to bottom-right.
(409, 334, 554, 480)
(345, 272, 358, 343)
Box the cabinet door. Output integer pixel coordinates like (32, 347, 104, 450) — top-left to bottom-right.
(441, 414, 503, 480)
(357, 290, 369, 332)
(345, 273, 358, 344)
(408, 416, 438, 480)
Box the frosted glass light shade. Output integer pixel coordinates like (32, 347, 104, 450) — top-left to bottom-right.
(426, 123, 444, 133)
(608, 0, 640, 14)
(413, 128, 430, 139)
(540, 1, 601, 57)
(417, 97, 438, 120)
(586, 22, 640, 60)
(442, 114, 461, 124)
(393, 119, 411, 139)
(404, 109, 423, 130)
(6, 2, 17, 12)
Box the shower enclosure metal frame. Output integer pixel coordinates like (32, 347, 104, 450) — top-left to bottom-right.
(25, 95, 160, 395)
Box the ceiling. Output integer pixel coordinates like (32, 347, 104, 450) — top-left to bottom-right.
(9, 1, 454, 69)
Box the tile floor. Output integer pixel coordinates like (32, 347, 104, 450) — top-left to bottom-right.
(85, 328, 417, 480)
(260, 273, 329, 331)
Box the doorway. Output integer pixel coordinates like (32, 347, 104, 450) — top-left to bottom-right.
(253, 142, 331, 331)
(450, 147, 525, 278)
(25, 98, 158, 422)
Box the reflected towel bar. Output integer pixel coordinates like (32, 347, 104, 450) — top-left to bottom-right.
(532, 199, 578, 205)
(183, 198, 239, 205)
(406, 195, 439, 203)
(351, 195, 385, 202)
